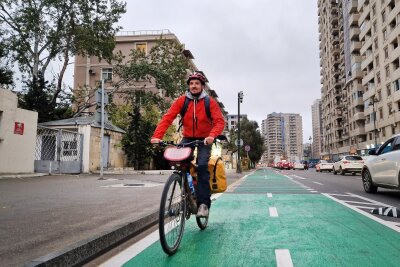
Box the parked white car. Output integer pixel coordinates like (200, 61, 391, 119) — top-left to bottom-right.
(332, 155, 364, 175)
(293, 161, 305, 170)
(361, 134, 400, 193)
(315, 160, 333, 172)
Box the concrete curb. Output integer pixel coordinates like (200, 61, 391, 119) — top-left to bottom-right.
(92, 170, 175, 175)
(0, 173, 48, 180)
(26, 211, 159, 267)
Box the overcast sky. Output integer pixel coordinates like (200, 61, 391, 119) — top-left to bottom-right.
(64, 0, 321, 143)
(116, 0, 321, 143)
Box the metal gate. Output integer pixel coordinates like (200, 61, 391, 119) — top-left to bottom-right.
(34, 126, 84, 174)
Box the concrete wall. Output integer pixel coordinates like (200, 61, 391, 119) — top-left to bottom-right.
(0, 89, 38, 173)
(89, 127, 127, 172)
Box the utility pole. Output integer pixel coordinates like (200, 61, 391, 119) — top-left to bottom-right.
(370, 97, 379, 148)
(237, 91, 243, 173)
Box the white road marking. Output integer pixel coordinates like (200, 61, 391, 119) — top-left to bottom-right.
(328, 193, 351, 197)
(353, 205, 376, 210)
(310, 191, 318, 193)
(275, 249, 294, 267)
(346, 192, 394, 207)
(101, 183, 162, 188)
(291, 175, 306, 180)
(344, 201, 384, 206)
(100, 227, 160, 266)
(312, 181, 323, 185)
(267, 193, 273, 198)
(323, 193, 400, 233)
(269, 207, 279, 217)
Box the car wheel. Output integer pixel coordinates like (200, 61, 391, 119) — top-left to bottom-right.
(340, 167, 346, 175)
(333, 168, 337, 175)
(362, 169, 377, 193)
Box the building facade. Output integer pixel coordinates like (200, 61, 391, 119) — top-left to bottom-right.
(311, 99, 323, 159)
(73, 29, 227, 117)
(262, 113, 303, 163)
(318, 0, 400, 160)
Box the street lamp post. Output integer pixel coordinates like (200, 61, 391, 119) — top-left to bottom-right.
(237, 91, 243, 173)
(370, 97, 379, 148)
(309, 136, 313, 160)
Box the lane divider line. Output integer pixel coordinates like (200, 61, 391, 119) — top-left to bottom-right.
(312, 181, 324, 185)
(322, 193, 400, 233)
(269, 207, 279, 217)
(275, 249, 294, 267)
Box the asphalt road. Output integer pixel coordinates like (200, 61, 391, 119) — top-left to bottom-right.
(278, 167, 400, 223)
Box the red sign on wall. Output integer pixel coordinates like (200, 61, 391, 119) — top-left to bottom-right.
(14, 122, 24, 135)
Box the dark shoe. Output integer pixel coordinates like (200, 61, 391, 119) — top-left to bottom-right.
(189, 197, 198, 214)
(196, 204, 209, 218)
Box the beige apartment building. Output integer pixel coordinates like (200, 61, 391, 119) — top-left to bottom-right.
(261, 113, 303, 163)
(311, 99, 323, 159)
(318, 0, 400, 160)
(73, 29, 226, 116)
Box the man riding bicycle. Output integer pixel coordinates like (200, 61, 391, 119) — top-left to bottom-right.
(151, 72, 225, 218)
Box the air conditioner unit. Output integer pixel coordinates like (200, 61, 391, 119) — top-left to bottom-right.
(88, 69, 96, 75)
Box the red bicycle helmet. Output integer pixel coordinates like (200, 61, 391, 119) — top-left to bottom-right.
(186, 72, 206, 85)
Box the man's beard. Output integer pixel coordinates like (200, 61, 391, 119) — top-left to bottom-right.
(191, 91, 201, 97)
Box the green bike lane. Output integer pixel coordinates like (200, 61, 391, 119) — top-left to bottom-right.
(102, 169, 400, 267)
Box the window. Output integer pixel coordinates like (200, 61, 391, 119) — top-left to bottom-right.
(383, 28, 388, 40)
(397, 101, 400, 111)
(374, 38, 379, 50)
(388, 103, 393, 114)
(101, 68, 112, 81)
(382, 127, 386, 137)
(377, 89, 382, 100)
(373, 21, 377, 33)
(385, 65, 390, 79)
(378, 138, 394, 155)
(377, 72, 381, 84)
(394, 79, 400, 91)
(379, 107, 383, 119)
(384, 46, 389, 58)
(382, 11, 386, 23)
(387, 84, 392, 96)
(135, 43, 147, 54)
(375, 55, 380, 67)
(372, 4, 376, 17)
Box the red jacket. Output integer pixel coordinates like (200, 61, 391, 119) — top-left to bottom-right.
(152, 94, 225, 139)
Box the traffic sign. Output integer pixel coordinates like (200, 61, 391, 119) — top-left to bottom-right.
(245, 145, 250, 152)
(235, 139, 243, 146)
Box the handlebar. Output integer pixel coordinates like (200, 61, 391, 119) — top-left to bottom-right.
(158, 139, 205, 148)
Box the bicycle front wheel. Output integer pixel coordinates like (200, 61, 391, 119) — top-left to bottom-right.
(159, 173, 186, 255)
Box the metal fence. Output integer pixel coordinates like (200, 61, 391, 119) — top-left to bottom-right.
(34, 126, 83, 174)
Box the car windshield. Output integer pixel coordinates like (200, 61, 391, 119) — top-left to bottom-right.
(320, 160, 327, 163)
(345, 156, 363, 161)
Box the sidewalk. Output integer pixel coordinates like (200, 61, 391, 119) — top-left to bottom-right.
(0, 169, 250, 267)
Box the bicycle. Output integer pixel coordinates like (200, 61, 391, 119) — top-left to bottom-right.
(157, 137, 225, 255)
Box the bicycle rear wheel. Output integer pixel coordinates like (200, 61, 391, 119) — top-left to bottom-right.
(159, 173, 186, 255)
(196, 216, 208, 230)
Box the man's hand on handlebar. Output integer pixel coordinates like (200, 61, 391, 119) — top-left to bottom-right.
(151, 138, 161, 145)
(204, 136, 214, 145)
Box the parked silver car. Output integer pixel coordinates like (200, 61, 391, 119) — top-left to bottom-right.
(361, 134, 400, 193)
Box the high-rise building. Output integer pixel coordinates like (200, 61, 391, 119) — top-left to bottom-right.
(317, 0, 400, 160)
(358, 0, 400, 150)
(311, 99, 323, 159)
(262, 113, 303, 162)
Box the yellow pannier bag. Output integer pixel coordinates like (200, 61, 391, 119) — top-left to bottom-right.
(208, 156, 227, 193)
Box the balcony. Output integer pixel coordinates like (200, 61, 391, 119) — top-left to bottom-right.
(350, 28, 361, 39)
(354, 112, 365, 121)
(352, 127, 366, 136)
(361, 71, 374, 86)
(350, 41, 362, 53)
(352, 97, 364, 107)
(361, 53, 373, 71)
(360, 36, 372, 55)
(349, 0, 358, 13)
(365, 122, 375, 133)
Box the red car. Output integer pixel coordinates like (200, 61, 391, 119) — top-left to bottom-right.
(280, 160, 291, 170)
